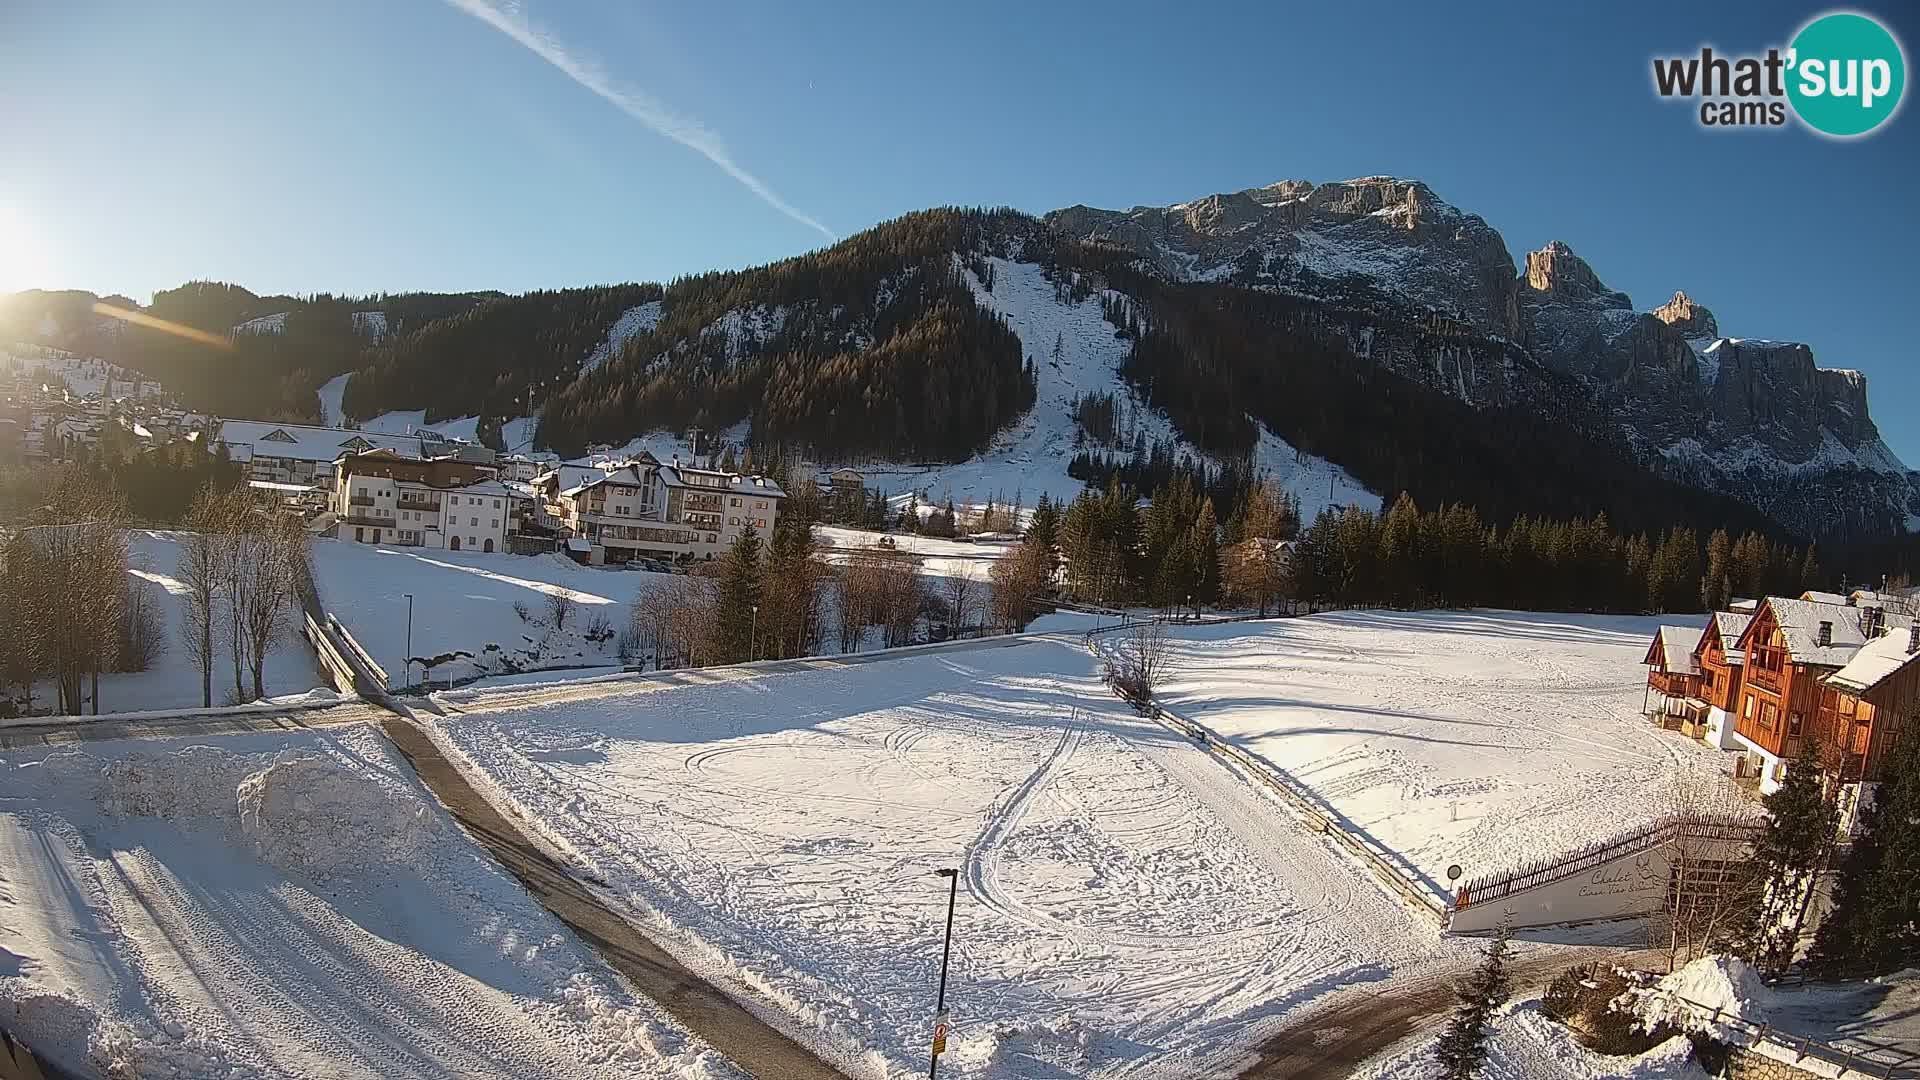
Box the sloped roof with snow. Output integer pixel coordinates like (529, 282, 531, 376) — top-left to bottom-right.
(1744, 597, 1917, 668)
(216, 419, 427, 463)
(1647, 626, 1704, 673)
(1801, 590, 1850, 606)
(1707, 611, 1752, 665)
(1826, 626, 1920, 696)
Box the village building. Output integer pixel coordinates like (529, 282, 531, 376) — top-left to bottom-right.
(214, 419, 445, 487)
(1730, 596, 1916, 795)
(1691, 610, 1752, 750)
(329, 448, 512, 552)
(1812, 621, 1920, 829)
(1643, 624, 1705, 733)
(541, 452, 785, 565)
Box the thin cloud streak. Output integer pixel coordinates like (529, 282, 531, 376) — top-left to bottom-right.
(445, 0, 835, 240)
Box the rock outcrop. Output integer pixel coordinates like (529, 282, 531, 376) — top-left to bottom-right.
(1048, 179, 1918, 539)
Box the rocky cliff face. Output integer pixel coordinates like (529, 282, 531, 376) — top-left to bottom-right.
(1048, 179, 1918, 539)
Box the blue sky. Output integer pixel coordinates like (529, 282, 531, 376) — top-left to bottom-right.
(3, 0, 1916, 461)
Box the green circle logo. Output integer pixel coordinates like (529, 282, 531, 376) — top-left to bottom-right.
(1788, 12, 1906, 137)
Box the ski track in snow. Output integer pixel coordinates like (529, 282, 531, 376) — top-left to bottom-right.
(0, 724, 740, 1080)
(424, 637, 1448, 1079)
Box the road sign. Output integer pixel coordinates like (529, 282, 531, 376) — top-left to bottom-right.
(931, 1009, 950, 1055)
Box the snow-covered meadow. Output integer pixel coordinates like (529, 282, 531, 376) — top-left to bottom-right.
(1151, 611, 1745, 891)
(424, 636, 1442, 1078)
(0, 723, 739, 1080)
(310, 540, 673, 686)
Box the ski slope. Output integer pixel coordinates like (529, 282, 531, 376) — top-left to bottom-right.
(845, 257, 1376, 520)
(424, 636, 1447, 1079)
(1152, 611, 1746, 891)
(0, 723, 740, 1080)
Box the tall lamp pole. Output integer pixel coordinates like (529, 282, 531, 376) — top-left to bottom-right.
(750, 602, 759, 663)
(403, 592, 414, 691)
(929, 867, 959, 1078)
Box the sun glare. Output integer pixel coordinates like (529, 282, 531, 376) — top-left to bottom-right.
(0, 204, 43, 293)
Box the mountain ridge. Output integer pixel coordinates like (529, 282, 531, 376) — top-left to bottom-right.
(2, 178, 1913, 542)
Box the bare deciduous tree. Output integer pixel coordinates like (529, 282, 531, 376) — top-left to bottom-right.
(1111, 619, 1172, 707)
(988, 538, 1052, 632)
(116, 576, 167, 673)
(1648, 772, 1763, 972)
(941, 566, 980, 632)
(16, 468, 128, 714)
(178, 484, 231, 708)
(546, 589, 577, 629)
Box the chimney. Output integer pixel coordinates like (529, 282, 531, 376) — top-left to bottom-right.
(1817, 620, 1833, 647)
(1910, 623, 1919, 656)
(1865, 606, 1884, 638)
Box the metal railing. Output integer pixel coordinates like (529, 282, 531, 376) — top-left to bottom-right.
(1637, 983, 1919, 1078)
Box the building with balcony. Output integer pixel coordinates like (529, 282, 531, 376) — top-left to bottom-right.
(1643, 624, 1705, 731)
(1691, 610, 1752, 750)
(1731, 596, 1916, 795)
(543, 452, 785, 565)
(329, 448, 512, 553)
(215, 419, 444, 487)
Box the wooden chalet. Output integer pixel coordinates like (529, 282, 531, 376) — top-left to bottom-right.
(1813, 620, 1920, 788)
(1643, 624, 1705, 730)
(1690, 610, 1751, 749)
(1732, 597, 1915, 793)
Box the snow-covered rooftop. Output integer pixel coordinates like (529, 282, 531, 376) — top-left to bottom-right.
(1649, 625, 1704, 673)
(1708, 611, 1753, 665)
(1826, 625, 1920, 695)
(1750, 597, 1916, 668)
(216, 419, 428, 464)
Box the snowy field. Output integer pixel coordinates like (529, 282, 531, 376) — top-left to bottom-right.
(29, 531, 324, 715)
(311, 540, 671, 685)
(425, 636, 1447, 1078)
(1152, 611, 1745, 891)
(0, 723, 738, 1080)
(815, 525, 1012, 582)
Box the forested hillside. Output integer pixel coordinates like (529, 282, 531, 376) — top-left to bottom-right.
(340, 284, 663, 426)
(535, 208, 1043, 459)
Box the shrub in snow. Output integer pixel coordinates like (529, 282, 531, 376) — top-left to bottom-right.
(513, 600, 531, 622)
(1541, 964, 1678, 1056)
(546, 590, 576, 629)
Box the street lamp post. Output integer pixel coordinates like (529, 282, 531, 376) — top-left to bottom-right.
(929, 867, 959, 1078)
(403, 592, 414, 691)
(750, 603, 759, 663)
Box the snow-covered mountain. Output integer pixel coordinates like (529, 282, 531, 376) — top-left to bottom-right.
(1046, 177, 1918, 539)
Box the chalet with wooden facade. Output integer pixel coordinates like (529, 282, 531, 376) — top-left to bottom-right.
(1814, 621, 1920, 828)
(1731, 596, 1915, 796)
(1688, 611, 1752, 750)
(1643, 624, 1705, 731)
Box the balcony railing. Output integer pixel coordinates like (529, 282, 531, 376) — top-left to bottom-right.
(1747, 665, 1783, 691)
(396, 497, 439, 511)
(348, 494, 375, 507)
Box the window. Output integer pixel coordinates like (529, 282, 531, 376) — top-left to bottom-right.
(493, 499, 500, 509)
(730, 497, 741, 507)
(756, 499, 767, 509)
(1788, 712, 1804, 736)
(1743, 696, 1755, 719)
(490, 519, 498, 529)
(470, 516, 479, 527)
(1761, 702, 1779, 730)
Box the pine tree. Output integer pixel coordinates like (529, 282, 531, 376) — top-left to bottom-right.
(712, 527, 763, 664)
(1703, 528, 1732, 611)
(1027, 493, 1059, 557)
(1809, 723, 1920, 977)
(1736, 744, 1840, 972)
(1434, 923, 1512, 1079)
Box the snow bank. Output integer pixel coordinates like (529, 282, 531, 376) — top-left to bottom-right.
(236, 754, 446, 877)
(1631, 956, 1772, 1041)
(0, 725, 744, 1079)
(1354, 999, 1703, 1079)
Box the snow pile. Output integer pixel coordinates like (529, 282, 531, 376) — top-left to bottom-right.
(0, 725, 744, 1079)
(1630, 956, 1772, 1042)
(95, 745, 252, 822)
(236, 753, 445, 877)
(947, 1015, 1104, 1076)
(1354, 999, 1704, 1079)
(0, 984, 264, 1080)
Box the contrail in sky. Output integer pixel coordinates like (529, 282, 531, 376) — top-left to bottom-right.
(445, 0, 836, 240)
